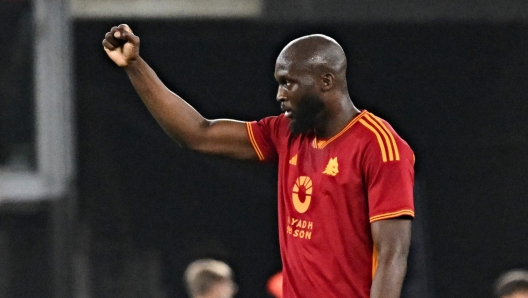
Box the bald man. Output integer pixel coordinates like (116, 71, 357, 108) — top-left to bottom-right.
(103, 24, 415, 298)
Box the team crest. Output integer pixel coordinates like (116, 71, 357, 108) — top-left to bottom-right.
(322, 157, 339, 176)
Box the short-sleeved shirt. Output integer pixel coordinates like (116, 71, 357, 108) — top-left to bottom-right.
(246, 110, 415, 298)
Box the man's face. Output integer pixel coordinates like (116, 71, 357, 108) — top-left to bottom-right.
(275, 56, 325, 135)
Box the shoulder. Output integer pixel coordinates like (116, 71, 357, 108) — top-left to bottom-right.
(253, 113, 291, 135)
(355, 111, 413, 163)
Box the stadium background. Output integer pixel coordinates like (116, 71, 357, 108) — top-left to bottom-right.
(0, 0, 527, 297)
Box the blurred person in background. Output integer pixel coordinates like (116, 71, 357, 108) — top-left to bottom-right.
(266, 271, 283, 298)
(494, 269, 528, 298)
(184, 259, 238, 298)
(102, 24, 415, 298)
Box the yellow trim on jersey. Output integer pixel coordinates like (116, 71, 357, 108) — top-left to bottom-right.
(364, 114, 394, 161)
(369, 114, 400, 161)
(369, 210, 415, 223)
(359, 119, 387, 162)
(245, 122, 265, 161)
(359, 113, 402, 163)
(313, 110, 367, 149)
(372, 246, 379, 279)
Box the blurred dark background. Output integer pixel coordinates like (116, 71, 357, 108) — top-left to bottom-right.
(75, 19, 528, 298)
(1, 0, 528, 297)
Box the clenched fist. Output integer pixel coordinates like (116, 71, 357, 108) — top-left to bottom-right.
(102, 24, 140, 67)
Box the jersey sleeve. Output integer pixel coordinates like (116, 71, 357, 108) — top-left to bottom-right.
(360, 116, 415, 223)
(245, 115, 283, 163)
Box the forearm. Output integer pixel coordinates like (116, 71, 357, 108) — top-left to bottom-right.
(103, 25, 255, 158)
(370, 255, 407, 298)
(122, 56, 256, 159)
(124, 57, 208, 147)
(370, 219, 412, 298)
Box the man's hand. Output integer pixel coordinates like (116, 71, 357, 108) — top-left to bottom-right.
(102, 24, 140, 67)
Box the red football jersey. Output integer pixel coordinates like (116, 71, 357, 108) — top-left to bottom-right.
(246, 110, 415, 298)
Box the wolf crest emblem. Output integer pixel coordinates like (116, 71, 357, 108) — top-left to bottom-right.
(322, 157, 339, 176)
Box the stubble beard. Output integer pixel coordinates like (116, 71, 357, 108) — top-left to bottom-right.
(289, 94, 326, 136)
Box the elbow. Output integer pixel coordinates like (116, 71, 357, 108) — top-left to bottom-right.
(170, 119, 212, 152)
(170, 135, 204, 152)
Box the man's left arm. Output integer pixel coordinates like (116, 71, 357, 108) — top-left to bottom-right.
(370, 218, 412, 298)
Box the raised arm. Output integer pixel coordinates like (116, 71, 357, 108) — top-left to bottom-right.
(370, 218, 412, 298)
(102, 24, 258, 160)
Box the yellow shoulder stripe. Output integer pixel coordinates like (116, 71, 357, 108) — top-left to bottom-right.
(370, 114, 400, 161)
(246, 122, 265, 161)
(359, 114, 400, 162)
(359, 119, 387, 162)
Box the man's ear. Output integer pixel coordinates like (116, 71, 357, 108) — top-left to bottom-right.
(321, 73, 334, 91)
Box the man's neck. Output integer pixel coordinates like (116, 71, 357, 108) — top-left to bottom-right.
(314, 99, 359, 139)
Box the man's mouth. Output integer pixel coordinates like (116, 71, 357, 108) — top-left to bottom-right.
(281, 104, 293, 118)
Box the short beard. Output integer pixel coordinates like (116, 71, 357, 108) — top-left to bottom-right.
(289, 94, 325, 135)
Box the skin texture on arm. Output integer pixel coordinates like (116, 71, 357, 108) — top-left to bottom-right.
(370, 218, 412, 298)
(102, 24, 258, 160)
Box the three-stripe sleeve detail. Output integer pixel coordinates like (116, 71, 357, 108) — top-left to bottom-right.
(359, 113, 400, 162)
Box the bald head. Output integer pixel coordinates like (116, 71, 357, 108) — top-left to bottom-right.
(277, 34, 347, 80)
(274, 34, 357, 138)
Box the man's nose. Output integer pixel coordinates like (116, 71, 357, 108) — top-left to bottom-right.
(276, 86, 286, 102)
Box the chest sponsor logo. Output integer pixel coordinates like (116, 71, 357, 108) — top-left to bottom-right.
(286, 216, 314, 240)
(292, 176, 312, 213)
(322, 157, 339, 176)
